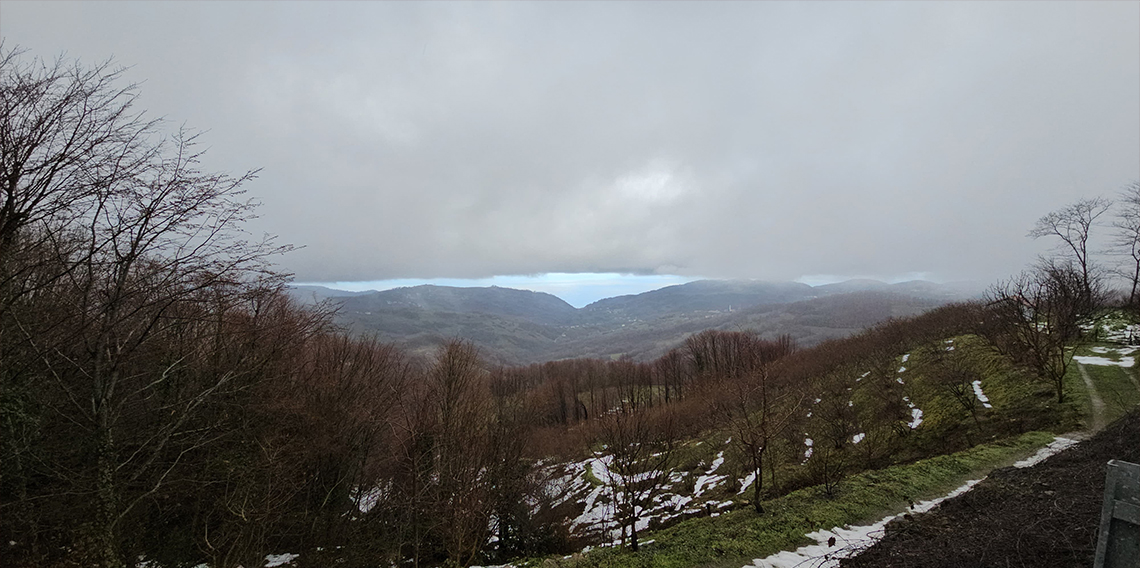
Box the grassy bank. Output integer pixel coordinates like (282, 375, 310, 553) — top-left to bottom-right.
(531, 430, 1055, 568)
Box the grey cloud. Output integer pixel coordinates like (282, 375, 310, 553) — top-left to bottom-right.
(2, 1, 1137, 283)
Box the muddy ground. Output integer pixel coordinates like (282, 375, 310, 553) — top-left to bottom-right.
(842, 409, 1139, 568)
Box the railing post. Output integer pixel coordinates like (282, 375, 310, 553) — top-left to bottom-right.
(1094, 460, 1139, 568)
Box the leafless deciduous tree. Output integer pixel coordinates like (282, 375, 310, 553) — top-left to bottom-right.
(712, 337, 797, 514)
(983, 261, 1100, 403)
(591, 403, 677, 552)
(1029, 196, 1112, 304)
(1, 47, 290, 568)
(0, 47, 158, 295)
(1111, 182, 1140, 307)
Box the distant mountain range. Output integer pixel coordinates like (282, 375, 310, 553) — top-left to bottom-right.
(286, 279, 983, 365)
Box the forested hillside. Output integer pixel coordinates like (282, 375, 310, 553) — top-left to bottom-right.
(313, 281, 975, 364)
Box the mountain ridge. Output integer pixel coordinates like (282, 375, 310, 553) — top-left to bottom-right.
(286, 279, 982, 365)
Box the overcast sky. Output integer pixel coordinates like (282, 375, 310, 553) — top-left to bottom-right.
(3, 1, 1138, 304)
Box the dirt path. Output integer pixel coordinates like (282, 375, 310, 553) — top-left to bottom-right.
(1076, 362, 1107, 432)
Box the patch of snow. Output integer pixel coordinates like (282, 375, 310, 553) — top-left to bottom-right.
(660, 493, 694, 511)
(708, 451, 726, 473)
(688, 452, 727, 498)
(971, 380, 993, 409)
(852, 433, 865, 444)
(1104, 323, 1140, 343)
(353, 483, 389, 514)
(265, 553, 299, 567)
(1074, 355, 1135, 368)
(748, 479, 983, 568)
(1013, 437, 1078, 468)
(738, 471, 757, 494)
(693, 474, 726, 497)
(908, 408, 923, 429)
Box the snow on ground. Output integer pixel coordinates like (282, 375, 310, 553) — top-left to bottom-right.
(907, 408, 924, 429)
(748, 479, 983, 568)
(1074, 355, 1135, 368)
(264, 553, 299, 567)
(971, 380, 993, 409)
(748, 435, 1078, 568)
(1091, 345, 1138, 355)
(1103, 323, 1140, 343)
(709, 451, 726, 472)
(738, 471, 757, 495)
(693, 474, 727, 498)
(1013, 437, 1078, 468)
(693, 452, 727, 497)
(560, 446, 744, 542)
(901, 397, 923, 429)
(352, 482, 391, 513)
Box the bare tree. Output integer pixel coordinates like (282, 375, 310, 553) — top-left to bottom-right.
(711, 337, 797, 513)
(922, 340, 985, 445)
(983, 261, 1099, 403)
(1111, 182, 1140, 307)
(427, 340, 496, 567)
(1, 48, 291, 568)
(0, 47, 158, 300)
(716, 367, 801, 514)
(1029, 196, 1112, 304)
(591, 403, 677, 552)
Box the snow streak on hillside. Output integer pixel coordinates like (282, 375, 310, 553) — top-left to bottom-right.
(747, 435, 1078, 568)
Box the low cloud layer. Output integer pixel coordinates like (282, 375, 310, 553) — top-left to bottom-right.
(3, 2, 1138, 284)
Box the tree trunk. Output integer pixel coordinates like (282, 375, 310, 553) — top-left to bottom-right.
(752, 450, 765, 514)
(95, 387, 122, 568)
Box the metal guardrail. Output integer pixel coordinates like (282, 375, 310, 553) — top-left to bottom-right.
(1094, 459, 1139, 568)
